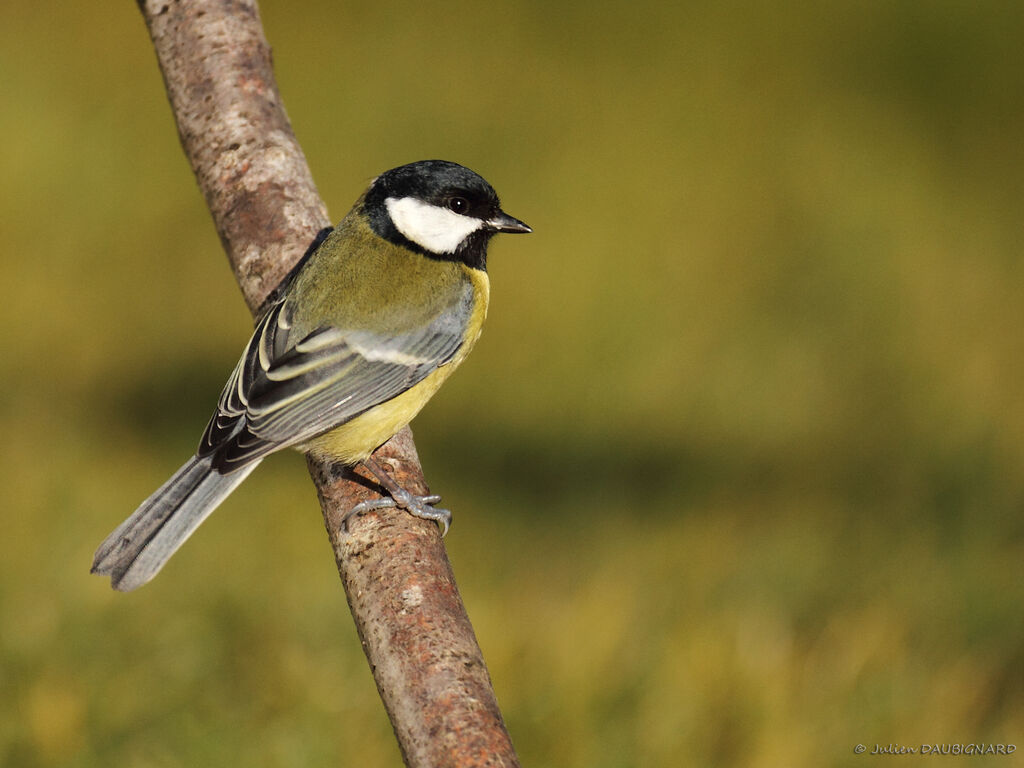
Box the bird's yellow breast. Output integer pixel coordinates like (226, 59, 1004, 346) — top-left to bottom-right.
(302, 265, 489, 465)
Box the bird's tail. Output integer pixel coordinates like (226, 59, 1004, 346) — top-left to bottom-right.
(91, 455, 259, 591)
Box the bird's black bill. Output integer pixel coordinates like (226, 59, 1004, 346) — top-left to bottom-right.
(486, 211, 532, 234)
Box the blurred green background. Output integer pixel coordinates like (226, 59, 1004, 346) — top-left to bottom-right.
(2, 1, 1023, 766)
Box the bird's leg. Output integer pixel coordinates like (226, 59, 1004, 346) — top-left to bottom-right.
(342, 456, 451, 536)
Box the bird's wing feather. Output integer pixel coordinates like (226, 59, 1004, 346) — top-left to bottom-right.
(197, 280, 474, 471)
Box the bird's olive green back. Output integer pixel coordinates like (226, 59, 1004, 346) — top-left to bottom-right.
(286, 199, 473, 340)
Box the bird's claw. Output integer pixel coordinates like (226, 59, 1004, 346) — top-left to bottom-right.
(343, 492, 451, 536)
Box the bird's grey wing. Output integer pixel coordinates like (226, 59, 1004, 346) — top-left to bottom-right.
(197, 300, 292, 456)
(197, 282, 474, 472)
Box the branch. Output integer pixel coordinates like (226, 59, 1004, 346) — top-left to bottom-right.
(137, 2, 519, 765)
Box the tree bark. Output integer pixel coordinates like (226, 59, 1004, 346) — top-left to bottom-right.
(136, 1, 519, 765)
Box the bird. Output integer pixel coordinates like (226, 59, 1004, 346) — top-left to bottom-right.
(91, 160, 531, 591)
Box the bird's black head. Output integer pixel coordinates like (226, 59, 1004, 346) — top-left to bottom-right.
(363, 160, 531, 270)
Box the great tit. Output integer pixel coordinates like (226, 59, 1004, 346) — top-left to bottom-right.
(92, 160, 530, 591)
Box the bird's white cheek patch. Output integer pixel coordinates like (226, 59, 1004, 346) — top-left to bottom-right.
(385, 196, 483, 254)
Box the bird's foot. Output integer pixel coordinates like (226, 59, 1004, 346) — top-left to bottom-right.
(343, 492, 451, 536)
(343, 458, 451, 536)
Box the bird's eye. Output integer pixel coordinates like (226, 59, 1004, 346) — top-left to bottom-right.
(446, 196, 469, 214)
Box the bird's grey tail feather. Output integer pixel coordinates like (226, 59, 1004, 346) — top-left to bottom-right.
(91, 455, 259, 591)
